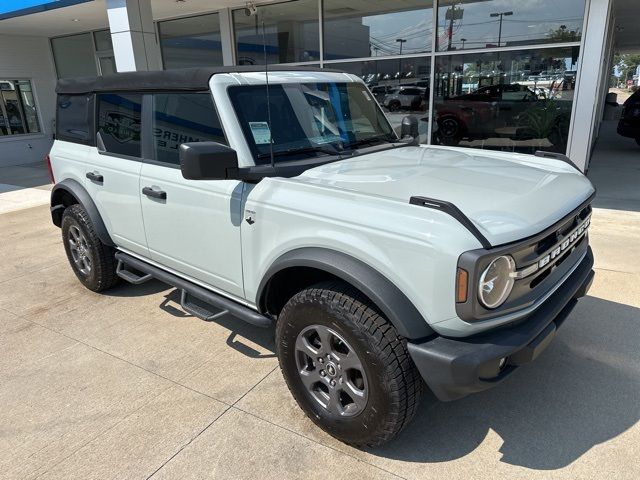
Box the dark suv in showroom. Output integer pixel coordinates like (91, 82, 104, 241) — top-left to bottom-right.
(618, 89, 640, 146)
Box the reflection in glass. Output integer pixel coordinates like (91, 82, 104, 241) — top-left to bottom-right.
(0, 80, 40, 136)
(93, 30, 113, 52)
(323, 0, 434, 60)
(151, 93, 226, 165)
(432, 47, 580, 154)
(437, 0, 585, 51)
(159, 13, 223, 69)
(326, 57, 432, 143)
(233, 0, 319, 65)
(51, 33, 98, 79)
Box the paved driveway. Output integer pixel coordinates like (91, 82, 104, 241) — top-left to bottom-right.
(1, 140, 639, 479)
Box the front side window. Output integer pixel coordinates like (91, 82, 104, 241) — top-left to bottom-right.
(97, 93, 142, 157)
(0, 80, 41, 137)
(229, 82, 396, 164)
(150, 92, 226, 165)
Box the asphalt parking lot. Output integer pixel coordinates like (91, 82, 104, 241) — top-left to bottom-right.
(1, 126, 639, 479)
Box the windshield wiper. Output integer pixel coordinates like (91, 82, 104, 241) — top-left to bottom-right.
(256, 145, 339, 160)
(343, 135, 395, 151)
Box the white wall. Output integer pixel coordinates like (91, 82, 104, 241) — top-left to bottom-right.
(0, 34, 57, 167)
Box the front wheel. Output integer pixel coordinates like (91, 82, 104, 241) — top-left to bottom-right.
(276, 281, 423, 448)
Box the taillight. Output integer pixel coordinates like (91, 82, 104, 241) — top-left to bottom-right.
(44, 154, 55, 184)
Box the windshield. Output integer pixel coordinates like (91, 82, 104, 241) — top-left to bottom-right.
(228, 82, 396, 164)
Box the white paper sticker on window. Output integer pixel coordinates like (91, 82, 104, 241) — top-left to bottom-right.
(249, 121, 272, 145)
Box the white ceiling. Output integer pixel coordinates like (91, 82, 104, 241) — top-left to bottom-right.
(613, 0, 640, 53)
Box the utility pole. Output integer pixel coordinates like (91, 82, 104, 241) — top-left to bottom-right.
(396, 38, 406, 84)
(490, 11, 513, 47)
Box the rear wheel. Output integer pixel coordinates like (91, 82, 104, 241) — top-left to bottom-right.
(276, 281, 423, 448)
(61, 204, 118, 292)
(437, 116, 463, 146)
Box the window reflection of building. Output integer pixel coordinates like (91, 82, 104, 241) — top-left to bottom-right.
(0, 80, 41, 137)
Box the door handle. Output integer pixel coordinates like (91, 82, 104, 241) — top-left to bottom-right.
(86, 171, 103, 183)
(142, 186, 167, 200)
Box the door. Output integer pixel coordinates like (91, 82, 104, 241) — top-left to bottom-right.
(139, 92, 245, 298)
(85, 92, 148, 255)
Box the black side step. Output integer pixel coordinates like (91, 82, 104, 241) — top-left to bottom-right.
(114, 252, 273, 328)
(116, 260, 153, 284)
(180, 289, 229, 322)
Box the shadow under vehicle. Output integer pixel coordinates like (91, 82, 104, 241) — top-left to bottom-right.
(617, 89, 640, 146)
(434, 84, 572, 152)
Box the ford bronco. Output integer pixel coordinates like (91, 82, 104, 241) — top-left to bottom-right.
(49, 66, 595, 447)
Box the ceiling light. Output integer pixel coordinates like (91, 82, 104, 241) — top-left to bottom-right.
(72, 18, 79, 22)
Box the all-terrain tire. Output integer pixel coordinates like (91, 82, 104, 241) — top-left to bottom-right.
(276, 281, 423, 448)
(61, 204, 118, 292)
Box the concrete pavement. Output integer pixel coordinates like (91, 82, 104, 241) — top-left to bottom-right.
(1, 131, 639, 479)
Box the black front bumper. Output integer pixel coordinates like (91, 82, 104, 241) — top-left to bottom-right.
(408, 247, 595, 402)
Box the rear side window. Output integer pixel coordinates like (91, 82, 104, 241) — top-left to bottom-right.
(149, 92, 225, 165)
(97, 93, 142, 157)
(56, 94, 94, 144)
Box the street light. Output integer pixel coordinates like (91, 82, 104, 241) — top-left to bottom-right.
(461, 38, 467, 50)
(396, 38, 406, 84)
(489, 11, 513, 47)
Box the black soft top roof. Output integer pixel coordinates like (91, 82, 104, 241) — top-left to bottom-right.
(56, 65, 339, 95)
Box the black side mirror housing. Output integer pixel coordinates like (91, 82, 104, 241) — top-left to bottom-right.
(400, 115, 419, 145)
(179, 142, 240, 180)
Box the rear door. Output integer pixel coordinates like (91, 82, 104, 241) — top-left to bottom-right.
(84, 93, 148, 255)
(138, 92, 245, 298)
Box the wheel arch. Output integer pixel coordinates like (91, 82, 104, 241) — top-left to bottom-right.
(257, 247, 434, 340)
(50, 179, 115, 247)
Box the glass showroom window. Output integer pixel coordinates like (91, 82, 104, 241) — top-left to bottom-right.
(323, 0, 434, 61)
(159, 13, 224, 69)
(330, 57, 432, 142)
(436, 0, 586, 51)
(0, 80, 41, 137)
(233, 0, 319, 65)
(432, 46, 580, 154)
(51, 33, 99, 79)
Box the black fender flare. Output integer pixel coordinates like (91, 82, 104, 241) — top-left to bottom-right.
(50, 178, 115, 247)
(257, 247, 434, 340)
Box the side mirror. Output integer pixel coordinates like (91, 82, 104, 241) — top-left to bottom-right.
(179, 142, 239, 180)
(401, 115, 419, 139)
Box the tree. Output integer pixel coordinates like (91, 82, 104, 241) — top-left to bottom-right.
(547, 25, 580, 42)
(613, 53, 640, 84)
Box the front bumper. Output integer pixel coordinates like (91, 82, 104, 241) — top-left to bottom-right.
(408, 246, 594, 402)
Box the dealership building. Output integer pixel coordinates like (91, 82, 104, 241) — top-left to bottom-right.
(0, 0, 638, 169)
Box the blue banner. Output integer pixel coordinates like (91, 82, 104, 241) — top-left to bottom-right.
(0, 0, 93, 20)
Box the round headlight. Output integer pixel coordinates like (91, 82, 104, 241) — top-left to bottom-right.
(478, 255, 516, 309)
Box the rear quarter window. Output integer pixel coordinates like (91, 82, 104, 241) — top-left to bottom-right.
(56, 94, 94, 145)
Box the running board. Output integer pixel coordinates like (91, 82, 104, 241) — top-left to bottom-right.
(114, 252, 273, 328)
(116, 260, 153, 284)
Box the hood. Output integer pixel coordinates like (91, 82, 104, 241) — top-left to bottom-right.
(295, 146, 595, 246)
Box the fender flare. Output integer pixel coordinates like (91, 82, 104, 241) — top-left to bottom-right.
(50, 178, 115, 246)
(257, 247, 434, 340)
